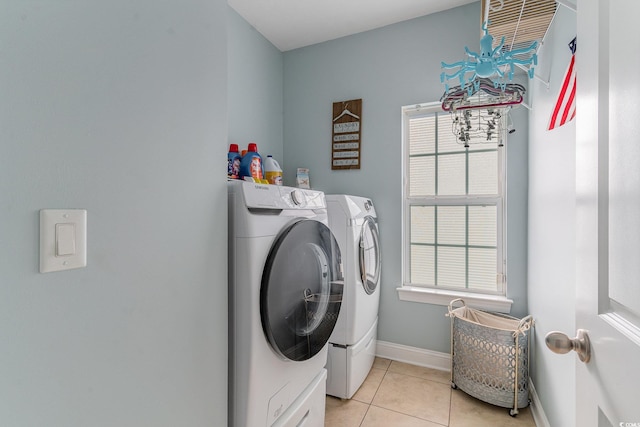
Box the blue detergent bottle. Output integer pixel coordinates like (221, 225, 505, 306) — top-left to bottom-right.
(239, 142, 264, 181)
(227, 143, 241, 179)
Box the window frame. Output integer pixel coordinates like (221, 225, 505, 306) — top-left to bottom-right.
(398, 102, 512, 312)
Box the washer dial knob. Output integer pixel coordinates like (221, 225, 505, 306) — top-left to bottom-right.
(290, 189, 306, 206)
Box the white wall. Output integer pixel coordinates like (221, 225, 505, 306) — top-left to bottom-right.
(527, 5, 577, 427)
(283, 3, 529, 353)
(228, 7, 284, 161)
(0, 1, 228, 425)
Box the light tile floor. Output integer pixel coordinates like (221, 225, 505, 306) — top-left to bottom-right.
(325, 357, 536, 427)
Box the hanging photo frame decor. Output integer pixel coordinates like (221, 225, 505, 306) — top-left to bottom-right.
(332, 99, 362, 170)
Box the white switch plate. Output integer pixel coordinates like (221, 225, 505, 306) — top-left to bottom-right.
(40, 209, 87, 273)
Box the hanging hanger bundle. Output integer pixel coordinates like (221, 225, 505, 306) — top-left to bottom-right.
(333, 102, 360, 122)
(440, 77, 526, 112)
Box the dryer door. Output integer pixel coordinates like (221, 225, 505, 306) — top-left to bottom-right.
(261, 219, 343, 361)
(359, 216, 381, 295)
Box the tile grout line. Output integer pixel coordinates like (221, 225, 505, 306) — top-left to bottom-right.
(357, 404, 371, 427)
(386, 361, 453, 385)
(367, 360, 451, 427)
(369, 361, 390, 404)
(370, 361, 453, 427)
(357, 360, 390, 427)
(366, 403, 449, 427)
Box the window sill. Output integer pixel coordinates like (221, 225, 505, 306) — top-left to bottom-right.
(396, 285, 513, 313)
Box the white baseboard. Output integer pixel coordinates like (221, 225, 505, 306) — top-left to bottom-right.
(528, 379, 550, 427)
(375, 340, 451, 372)
(376, 340, 549, 427)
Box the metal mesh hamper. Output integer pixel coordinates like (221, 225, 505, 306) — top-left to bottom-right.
(447, 299, 534, 416)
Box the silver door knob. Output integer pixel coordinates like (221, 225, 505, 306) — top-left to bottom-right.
(545, 329, 591, 363)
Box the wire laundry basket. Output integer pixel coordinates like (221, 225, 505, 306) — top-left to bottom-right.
(304, 288, 341, 347)
(447, 298, 534, 416)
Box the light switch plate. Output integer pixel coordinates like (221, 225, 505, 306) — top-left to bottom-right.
(40, 209, 87, 273)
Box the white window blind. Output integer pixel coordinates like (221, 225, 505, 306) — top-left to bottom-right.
(403, 103, 505, 295)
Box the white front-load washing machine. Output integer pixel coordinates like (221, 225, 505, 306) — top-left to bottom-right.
(325, 194, 381, 399)
(228, 181, 343, 427)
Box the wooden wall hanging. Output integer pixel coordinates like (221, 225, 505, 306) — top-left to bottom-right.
(332, 99, 362, 170)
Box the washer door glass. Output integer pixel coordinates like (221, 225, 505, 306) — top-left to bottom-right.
(261, 219, 343, 361)
(359, 216, 381, 295)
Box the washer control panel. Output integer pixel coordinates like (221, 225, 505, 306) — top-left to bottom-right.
(238, 181, 325, 210)
(280, 186, 325, 209)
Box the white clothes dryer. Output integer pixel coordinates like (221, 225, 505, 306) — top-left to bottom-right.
(228, 181, 343, 427)
(324, 194, 381, 399)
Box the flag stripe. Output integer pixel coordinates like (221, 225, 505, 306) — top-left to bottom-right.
(548, 54, 576, 130)
(549, 55, 575, 129)
(559, 75, 576, 126)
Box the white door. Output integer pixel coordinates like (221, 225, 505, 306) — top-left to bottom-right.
(574, 0, 640, 425)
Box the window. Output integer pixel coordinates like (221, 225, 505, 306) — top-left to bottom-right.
(399, 103, 510, 311)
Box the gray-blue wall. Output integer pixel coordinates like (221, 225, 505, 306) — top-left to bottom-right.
(0, 1, 228, 425)
(282, 2, 529, 353)
(228, 7, 284, 161)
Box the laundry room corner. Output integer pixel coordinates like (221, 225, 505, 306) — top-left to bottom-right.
(282, 2, 529, 357)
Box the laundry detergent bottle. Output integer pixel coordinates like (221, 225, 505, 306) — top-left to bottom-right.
(264, 155, 283, 185)
(227, 143, 241, 179)
(239, 142, 264, 181)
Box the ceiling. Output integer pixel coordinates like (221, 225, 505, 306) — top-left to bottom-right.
(228, 0, 479, 52)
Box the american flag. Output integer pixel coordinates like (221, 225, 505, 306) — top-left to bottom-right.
(548, 37, 577, 131)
